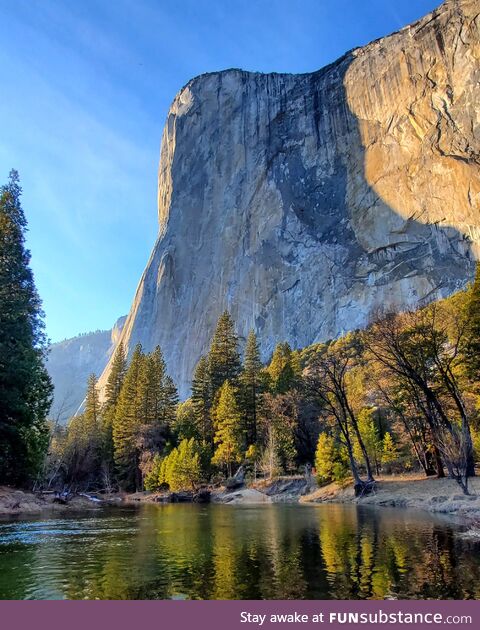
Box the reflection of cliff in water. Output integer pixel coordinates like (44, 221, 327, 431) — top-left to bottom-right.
(1, 504, 480, 599)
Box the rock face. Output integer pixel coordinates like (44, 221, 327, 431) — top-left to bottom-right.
(99, 0, 480, 399)
(48, 316, 126, 422)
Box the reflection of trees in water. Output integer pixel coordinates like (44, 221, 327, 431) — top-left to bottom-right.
(317, 507, 480, 600)
(4, 506, 480, 600)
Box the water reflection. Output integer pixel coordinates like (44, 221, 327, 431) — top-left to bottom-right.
(0, 504, 479, 600)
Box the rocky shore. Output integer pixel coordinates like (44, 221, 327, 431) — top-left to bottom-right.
(301, 474, 480, 519)
(3, 474, 480, 520)
(0, 486, 105, 516)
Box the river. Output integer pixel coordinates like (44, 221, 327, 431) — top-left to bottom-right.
(0, 503, 479, 599)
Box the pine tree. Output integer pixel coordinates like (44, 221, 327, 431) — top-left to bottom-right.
(463, 264, 480, 381)
(211, 380, 243, 477)
(161, 375, 179, 426)
(208, 311, 241, 393)
(84, 374, 102, 476)
(84, 374, 100, 431)
(0, 170, 53, 484)
(104, 342, 127, 410)
(63, 374, 102, 486)
(239, 330, 263, 445)
(191, 355, 213, 444)
(112, 343, 145, 490)
(267, 342, 295, 393)
(101, 342, 127, 481)
(141, 346, 166, 424)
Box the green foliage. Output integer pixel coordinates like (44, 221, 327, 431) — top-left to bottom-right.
(147, 438, 203, 491)
(112, 344, 145, 490)
(315, 433, 336, 483)
(0, 170, 53, 485)
(144, 454, 164, 491)
(104, 342, 127, 410)
(257, 392, 298, 476)
(267, 342, 296, 393)
(101, 343, 127, 484)
(315, 433, 349, 485)
(174, 399, 198, 440)
(111, 344, 178, 491)
(208, 311, 241, 393)
(381, 432, 399, 466)
(472, 428, 480, 463)
(462, 266, 480, 381)
(211, 380, 243, 476)
(354, 408, 382, 475)
(191, 355, 213, 444)
(239, 330, 263, 444)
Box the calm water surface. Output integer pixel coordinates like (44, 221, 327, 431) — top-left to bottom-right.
(0, 503, 479, 600)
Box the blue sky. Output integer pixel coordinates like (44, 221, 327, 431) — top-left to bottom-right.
(0, 0, 439, 343)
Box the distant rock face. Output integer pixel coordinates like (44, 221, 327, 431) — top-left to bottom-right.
(99, 0, 480, 399)
(47, 316, 126, 422)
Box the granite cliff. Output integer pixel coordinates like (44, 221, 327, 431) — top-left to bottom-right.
(93, 0, 480, 399)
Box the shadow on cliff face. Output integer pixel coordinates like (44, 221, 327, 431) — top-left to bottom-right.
(264, 3, 477, 340)
(98, 1, 479, 400)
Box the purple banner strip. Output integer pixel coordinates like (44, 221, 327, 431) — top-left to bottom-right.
(0, 600, 478, 630)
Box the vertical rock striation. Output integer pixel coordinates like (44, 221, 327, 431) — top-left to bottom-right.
(99, 0, 480, 398)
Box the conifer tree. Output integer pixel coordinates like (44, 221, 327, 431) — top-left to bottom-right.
(141, 346, 166, 424)
(67, 373, 102, 485)
(240, 330, 263, 445)
(84, 374, 101, 432)
(267, 342, 296, 393)
(211, 380, 243, 477)
(0, 170, 53, 484)
(208, 311, 241, 393)
(161, 375, 179, 426)
(113, 343, 145, 490)
(104, 342, 127, 410)
(191, 355, 213, 444)
(463, 264, 480, 381)
(101, 342, 127, 480)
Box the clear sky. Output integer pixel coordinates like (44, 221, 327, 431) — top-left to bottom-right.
(0, 0, 440, 343)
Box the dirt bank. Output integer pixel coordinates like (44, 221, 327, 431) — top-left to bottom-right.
(0, 486, 105, 516)
(301, 474, 480, 518)
(5, 474, 480, 519)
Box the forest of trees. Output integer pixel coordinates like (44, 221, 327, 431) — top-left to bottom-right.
(46, 271, 480, 496)
(2, 171, 480, 497)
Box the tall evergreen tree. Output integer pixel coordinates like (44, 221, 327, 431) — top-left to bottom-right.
(211, 380, 243, 477)
(267, 342, 296, 393)
(240, 330, 263, 445)
(463, 264, 480, 381)
(191, 355, 213, 444)
(141, 346, 166, 424)
(64, 373, 102, 486)
(208, 311, 241, 393)
(112, 343, 145, 490)
(101, 342, 127, 480)
(0, 170, 53, 484)
(161, 375, 179, 426)
(104, 342, 127, 410)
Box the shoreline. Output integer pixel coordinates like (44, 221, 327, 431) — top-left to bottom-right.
(2, 475, 480, 521)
